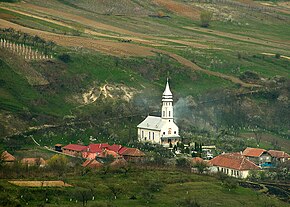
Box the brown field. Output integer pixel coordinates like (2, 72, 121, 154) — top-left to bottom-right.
(9, 180, 72, 187)
(153, 0, 200, 20)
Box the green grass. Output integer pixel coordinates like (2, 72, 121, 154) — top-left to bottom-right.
(0, 169, 288, 207)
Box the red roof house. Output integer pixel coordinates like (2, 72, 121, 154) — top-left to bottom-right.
(209, 153, 260, 178)
(268, 150, 290, 163)
(1, 151, 16, 162)
(242, 147, 267, 157)
(63, 144, 87, 157)
(119, 148, 145, 162)
(242, 147, 272, 166)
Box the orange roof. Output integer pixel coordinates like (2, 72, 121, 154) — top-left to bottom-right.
(82, 152, 96, 160)
(120, 148, 145, 157)
(21, 158, 46, 166)
(86, 160, 102, 169)
(96, 149, 119, 158)
(1, 151, 16, 162)
(268, 150, 290, 159)
(242, 147, 267, 157)
(209, 153, 260, 171)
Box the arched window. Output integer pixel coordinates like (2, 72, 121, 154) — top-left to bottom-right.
(142, 131, 144, 138)
(169, 111, 171, 117)
(149, 132, 151, 139)
(163, 111, 165, 117)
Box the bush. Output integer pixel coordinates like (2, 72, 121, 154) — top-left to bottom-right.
(275, 53, 280, 59)
(58, 54, 71, 63)
(200, 11, 213, 28)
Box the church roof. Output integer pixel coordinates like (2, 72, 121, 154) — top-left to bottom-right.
(162, 79, 173, 101)
(163, 80, 172, 96)
(137, 116, 164, 130)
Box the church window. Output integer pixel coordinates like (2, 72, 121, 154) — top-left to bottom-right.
(142, 131, 144, 138)
(163, 132, 165, 135)
(174, 131, 176, 134)
(163, 111, 165, 117)
(168, 128, 172, 135)
(169, 111, 171, 117)
(153, 132, 154, 140)
(149, 132, 151, 139)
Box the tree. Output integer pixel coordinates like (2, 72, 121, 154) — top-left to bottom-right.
(176, 158, 191, 171)
(200, 11, 213, 28)
(107, 184, 123, 200)
(74, 188, 92, 207)
(193, 161, 209, 174)
(47, 154, 68, 177)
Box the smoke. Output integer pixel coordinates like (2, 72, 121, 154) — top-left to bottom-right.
(174, 96, 217, 132)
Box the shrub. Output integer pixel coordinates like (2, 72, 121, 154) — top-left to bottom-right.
(275, 53, 280, 59)
(200, 11, 213, 28)
(58, 54, 71, 63)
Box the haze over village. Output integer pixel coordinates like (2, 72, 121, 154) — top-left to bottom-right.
(0, 0, 289, 206)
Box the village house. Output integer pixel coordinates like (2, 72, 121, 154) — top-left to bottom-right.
(1, 151, 16, 164)
(209, 152, 260, 179)
(242, 147, 272, 167)
(119, 147, 146, 162)
(62, 144, 87, 157)
(137, 79, 180, 147)
(268, 150, 289, 165)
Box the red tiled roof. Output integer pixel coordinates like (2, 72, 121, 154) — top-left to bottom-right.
(82, 160, 102, 169)
(268, 150, 290, 159)
(209, 153, 260, 171)
(107, 144, 122, 153)
(96, 149, 119, 158)
(63, 144, 87, 152)
(1, 151, 16, 162)
(242, 147, 267, 157)
(82, 152, 96, 160)
(82, 159, 91, 167)
(118, 147, 129, 154)
(120, 148, 145, 157)
(87, 143, 110, 153)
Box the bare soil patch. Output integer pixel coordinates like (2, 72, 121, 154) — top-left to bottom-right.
(153, 0, 200, 20)
(0, 19, 154, 57)
(9, 180, 72, 187)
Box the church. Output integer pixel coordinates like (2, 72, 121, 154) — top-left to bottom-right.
(137, 79, 180, 147)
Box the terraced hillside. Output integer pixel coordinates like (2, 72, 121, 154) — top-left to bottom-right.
(0, 0, 289, 151)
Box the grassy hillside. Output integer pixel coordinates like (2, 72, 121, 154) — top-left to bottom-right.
(0, 168, 288, 207)
(0, 0, 289, 152)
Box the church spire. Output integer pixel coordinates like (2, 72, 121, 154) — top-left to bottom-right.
(162, 78, 173, 102)
(161, 79, 173, 119)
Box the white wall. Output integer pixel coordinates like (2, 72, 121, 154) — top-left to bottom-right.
(210, 166, 250, 179)
(138, 128, 161, 144)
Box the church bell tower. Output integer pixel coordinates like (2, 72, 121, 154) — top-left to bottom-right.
(161, 79, 173, 122)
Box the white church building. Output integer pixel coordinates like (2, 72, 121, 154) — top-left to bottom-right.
(137, 79, 180, 147)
